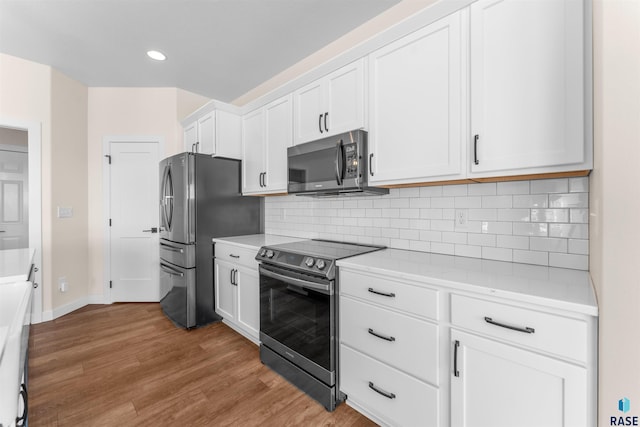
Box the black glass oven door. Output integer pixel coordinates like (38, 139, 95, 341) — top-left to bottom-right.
(259, 264, 334, 372)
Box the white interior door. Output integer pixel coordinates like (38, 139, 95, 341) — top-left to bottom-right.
(0, 149, 29, 249)
(109, 141, 160, 302)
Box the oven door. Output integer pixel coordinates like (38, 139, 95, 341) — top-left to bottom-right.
(259, 263, 335, 383)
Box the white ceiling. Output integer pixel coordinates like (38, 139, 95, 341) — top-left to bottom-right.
(0, 0, 401, 102)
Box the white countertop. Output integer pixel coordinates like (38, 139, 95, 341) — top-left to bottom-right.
(212, 234, 304, 250)
(0, 248, 34, 284)
(337, 248, 598, 317)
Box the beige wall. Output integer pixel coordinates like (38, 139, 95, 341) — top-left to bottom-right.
(50, 69, 89, 309)
(86, 88, 208, 297)
(0, 53, 54, 315)
(591, 0, 640, 423)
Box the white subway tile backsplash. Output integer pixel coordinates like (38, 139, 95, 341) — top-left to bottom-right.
(482, 247, 513, 262)
(496, 235, 530, 250)
(468, 182, 497, 196)
(420, 186, 443, 197)
(531, 178, 568, 194)
(549, 193, 589, 208)
(513, 250, 549, 266)
(530, 209, 569, 223)
(482, 195, 512, 209)
(455, 196, 482, 208)
(264, 177, 589, 270)
(497, 181, 530, 195)
(468, 233, 497, 247)
(569, 177, 589, 193)
(513, 194, 548, 208)
(530, 237, 568, 253)
(570, 209, 589, 224)
(497, 209, 531, 222)
(549, 223, 589, 239)
(513, 222, 548, 237)
(455, 244, 482, 258)
(443, 184, 468, 196)
(549, 253, 589, 270)
(568, 239, 589, 255)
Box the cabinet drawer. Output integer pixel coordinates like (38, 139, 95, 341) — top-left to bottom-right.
(340, 345, 439, 427)
(340, 296, 438, 385)
(214, 243, 258, 270)
(340, 270, 438, 320)
(451, 294, 587, 363)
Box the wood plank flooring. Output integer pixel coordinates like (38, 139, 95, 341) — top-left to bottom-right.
(28, 303, 377, 427)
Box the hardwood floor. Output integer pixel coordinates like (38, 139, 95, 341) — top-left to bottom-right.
(28, 303, 377, 427)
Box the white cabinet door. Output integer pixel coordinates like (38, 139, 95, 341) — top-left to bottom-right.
(241, 108, 265, 194)
(216, 110, 242, 159)
(236, 266, 259, 340)
(293, 59, 366, 145)
(469, 0, 587, 176)
(451, 329, 588, 427)
(183, 121, 198, 153)
(197, 111, 216, 155)
(264, 95, 292, 193)
(214, 260, 236, 320)
(325, 59, 366, 137)
(368, 10, 465, 185)
(293, 80, 324, 144)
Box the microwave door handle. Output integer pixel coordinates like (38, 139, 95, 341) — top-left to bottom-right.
(335, 140, 344, 186)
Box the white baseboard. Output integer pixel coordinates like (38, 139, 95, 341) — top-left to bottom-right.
(40, 294, 108, 322)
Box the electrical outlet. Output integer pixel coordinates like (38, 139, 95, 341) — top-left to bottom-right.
(455, 209, 468, 229)
(58, 276, 68, 292)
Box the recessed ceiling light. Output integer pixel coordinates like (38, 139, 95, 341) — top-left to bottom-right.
(147, 50, 166, 61)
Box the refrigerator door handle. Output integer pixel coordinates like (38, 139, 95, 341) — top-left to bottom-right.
(160, 262, 184, 277)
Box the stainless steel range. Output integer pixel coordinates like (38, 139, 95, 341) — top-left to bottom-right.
(255, 239, 384, 411)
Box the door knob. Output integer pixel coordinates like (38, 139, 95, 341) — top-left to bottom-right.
(142, 227, 158, 233)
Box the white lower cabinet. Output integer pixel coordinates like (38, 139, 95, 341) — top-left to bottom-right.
(340, 345, 439, 427)
(338, 267, 596, 427)
(450, 329, 588, 427)
(214, 243, 260, 343)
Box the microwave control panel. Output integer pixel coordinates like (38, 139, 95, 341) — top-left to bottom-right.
(344, 143, 359, 179)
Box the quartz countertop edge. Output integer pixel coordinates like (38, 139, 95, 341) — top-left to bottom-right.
(212, 234, 305, 251)
(337, 248, 598, 317)
(0, 248, 35, 284)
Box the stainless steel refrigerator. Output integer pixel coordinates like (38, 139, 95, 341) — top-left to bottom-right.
(159, 153, 263, 328)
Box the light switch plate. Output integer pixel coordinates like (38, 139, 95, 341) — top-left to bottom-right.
(57, 206, 73, 218)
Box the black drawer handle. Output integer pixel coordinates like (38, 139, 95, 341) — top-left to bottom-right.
(368, 381, 396, 399)
(368, 287, 395, 298)
(484, 317, 535, 334)
(229, 254, 240, 259)
(368, 328, 395, 342)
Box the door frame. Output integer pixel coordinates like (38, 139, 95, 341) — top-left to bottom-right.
(102, 136, 164, 303)
(0, 116, 43, 323)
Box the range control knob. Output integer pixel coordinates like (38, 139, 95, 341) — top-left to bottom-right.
(316, 259, 326, 270)
(305, 257, 315, 268)
(259, 248, 266, 257)
(266, 250, 274, 258)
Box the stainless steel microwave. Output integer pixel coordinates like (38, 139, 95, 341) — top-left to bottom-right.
(287, 130, 388, 197)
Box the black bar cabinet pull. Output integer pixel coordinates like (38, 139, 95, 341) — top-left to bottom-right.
(453, 340, 460, 377)
(230, 269, 234, 285)
(324, 112, 328, 132)
(473, 134, 480, 165)
(368, 328, 395, 342)
(368, 287, 395, 298)
(369, 153, 374, 176)
(319, 114, 324, 133)
(368, 382, 396, 400)
(229, 254, 240, 259)
(484, 317, 535, 334)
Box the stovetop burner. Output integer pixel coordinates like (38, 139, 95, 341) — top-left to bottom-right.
(255, 239, 385, 280)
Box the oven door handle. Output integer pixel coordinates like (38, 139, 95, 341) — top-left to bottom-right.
(259, 266, 331, 294)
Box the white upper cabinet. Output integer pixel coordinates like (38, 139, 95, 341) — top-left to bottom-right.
(368, 10, 466, 186)
(469, 0, 590, 177)
(293, 59, 366, 145)
(182, 107, 242, 158)
(242, 95, 293, 195)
